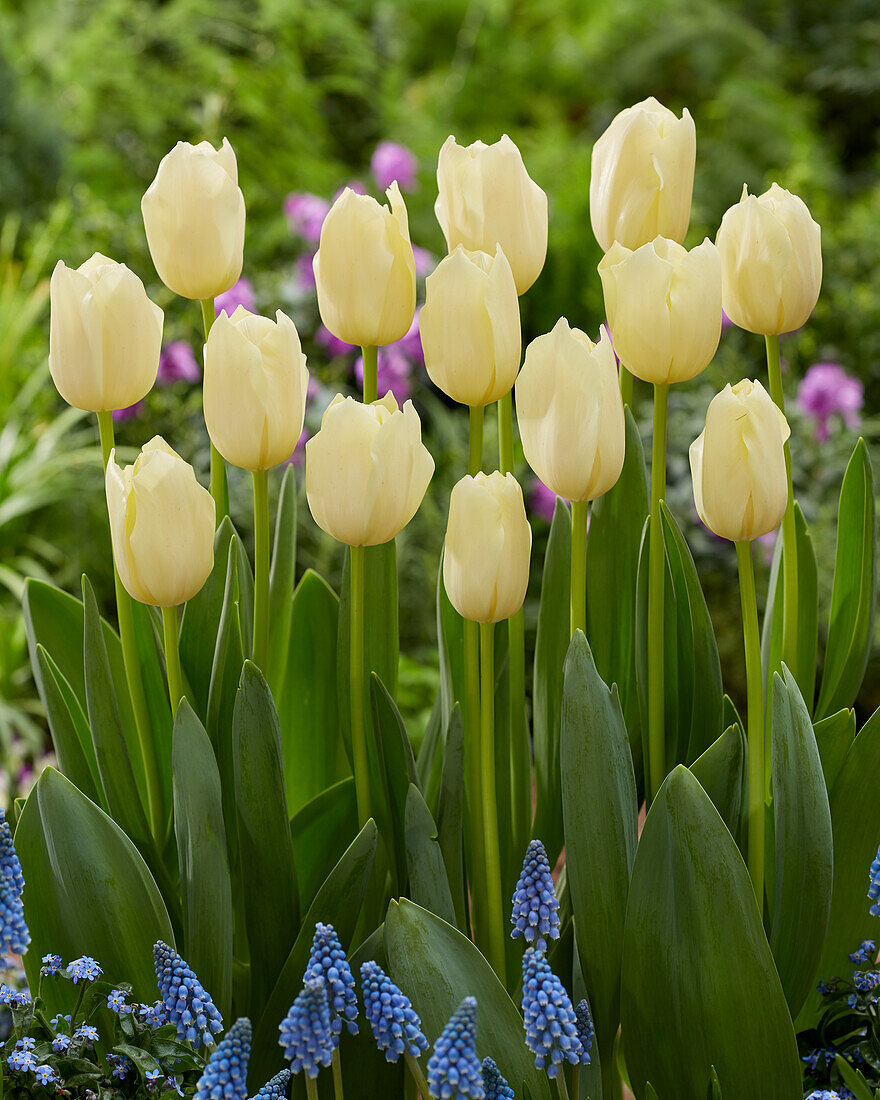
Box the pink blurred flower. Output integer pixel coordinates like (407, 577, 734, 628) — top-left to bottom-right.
(371, 141, 418, 191)
(797, 361, 863, 442)
(316, 325, 356, 359)
(721, 309, 733, 330)
(294, 252, 316, 291)
(284, 192, 330, 244)
(412, 245, 434, 279)
(215, 276, 256, 317)
(113, 400, 145, 422)
(355, 347, 413, 404)
(394, 309, 423, 365)
(287, 426, 309, 468)
(157, 341, 201, 385)
(530, 479, 573, 524)
(334, 181, 367, 203)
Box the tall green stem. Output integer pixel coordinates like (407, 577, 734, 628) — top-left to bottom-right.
(305, 1077, 319, 1100)
(765, 333, 798, 677)
(469, 404, 484, 476)
(349, 544, 371, 826)
(361, 344, 378, 403)
(161, 605, 182, 715)
(570, 500, 589, 637)
(200, 297, 228, 524)
(619, 365, 633, 407)
(736, 539, 765, 905)
(331, 1048, 344, 1100)
(405, 1053, 430, 1098)
(97, 410, 163, 841)
(252, 469, 270, 671)
(647, 382, 669, 802)
(497, 391, 514, 471)
(480, 620, 506, 984)
(556, 1072, 571, 1100)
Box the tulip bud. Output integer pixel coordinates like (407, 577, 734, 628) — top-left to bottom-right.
(715, 183, 822, 335)
(141, 138, 246, 300)
(306, 393, 434, 547)
(689, 379, 791, 542)
(435, 135, 548, 294)
(314, 183, 416, 347)
(515, 319, 624, 502)
(590, 97, 696, 252)
(420, 246, 521, 407)
(443, 472, 531, 623)
(49, 253, 163, 412)
(105, 438, 215, 606)
(599, 237, 722, 385)
(203, 306, 310, 471)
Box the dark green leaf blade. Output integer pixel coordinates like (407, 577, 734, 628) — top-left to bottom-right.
(290, 777, 358, 914)
(404, 784, 456, 925)
(689, 724, 743, 837)
(35, 644, 100, 804)
(267, 464, 298, 697)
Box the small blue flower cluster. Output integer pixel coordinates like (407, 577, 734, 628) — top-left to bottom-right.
(848, 940, 876, 964)
(196, 1017, 251, 1100)
(853, 970, 880, 992)
(140, 999, 168, 1028)
(108, 988, 133, 1014)
(481, 1056, 514, 1099)
(427, 996, 484, 1099)
(0, 984, 29, 1006)
(279, 978, 335, 1079)
(521, 948, 589, 1078)
(869, 844, 880, 917)
(802, 1048, 834, 1073)
(67, 956, 103, 983)
(154, 941, 224, 1049)
(805, 1091, 842, 1099)
(510, 840, 560, 952)
(106, 1052, 133, 1079)
(40, 953, 62, 976)
(249, 1069, 291, 1100)
(360, 960, 428, 1063)
(304, 923, 359, 1039)
(0, 809, 28, 956)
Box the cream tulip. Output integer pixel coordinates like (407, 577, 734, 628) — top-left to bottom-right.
(599, 236, 722, 385)
(49, 253, 163, 412)
(306, 393, 434, 546)
(203, 306, 309, 471)
(590, 97, 696, 252)
(105, 437, 215, 606)
(443, 472, 531, 623)
(420, 246, 521, 407)
(690, 379, 791, 542)
(141, 138, 246, 300)
(314, 183, 416, 347)
(435, 135, 548, 294)
(515, 319, 624, 502)
(715, 183, 822, 335)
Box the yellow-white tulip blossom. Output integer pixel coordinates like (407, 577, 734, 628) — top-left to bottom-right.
(515, 319, 625, 502)
(49, 252, 163, 412)
(314, 183, 416, 347)
(435, 135, 548, 294)
(590, 97, 696, 252)
(690, 379, 791, 542)
(203, 306, 309, 471)
(443, 471, 532, 623)
(306, 393, 434, 547)
(599, 237, 722, 385)
(715, 183, 822, 335)
(420, 246, 521, 407)
(141, 138, 246, 300)
(105, 438, 215, 607)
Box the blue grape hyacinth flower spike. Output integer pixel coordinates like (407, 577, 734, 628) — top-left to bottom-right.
(304, 922, 358, 1038)
(575, 998, 594, 1060)
(249, 1069, 291, 1100)
(360, 960, 428, 1063)
(427, 996, 484, 1099)
(869, 844, 880, 917)
(196, 1018, 251, 1100)
(153, 941, 224, 1049)
(511, 839, 560, 952)
(521, 948, 585, 1078)
(0, 807, 28, 956)
(279, 978, 334, 1079)
(481, 1056, 514, 1099)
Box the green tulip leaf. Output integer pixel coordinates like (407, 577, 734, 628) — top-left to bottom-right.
(404, 783, 456, 926)
(372, 672, 421, 891)
(812, 707, 856, 792)
(35, 644, 101, 805)
(689, 724, 743, 837)
(290, 776, 358, 913)
(435, 703, 467, 929)
(267, 463, 298, 697)
(130, 599, 173, 813)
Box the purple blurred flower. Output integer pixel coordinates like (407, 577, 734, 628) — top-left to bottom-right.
(412, 245, 434, 280)
(113, 401, 144, 423)
(797, 362, 863, 442)
(288, 427, 308, 468)
(285, 193, 330, 244)
(371, 142, 418, 191)
(157, 341, 201, 385)
(333, 181, 367, 203)
(294, 252, 317, 291)
(721, 309, 733, 330)
(531, 480, 573, 524)
(316, 326, 357, 359)
(355, 348, 413, 404)
(394, 310, 423, 365)
(215, 277, 256, 317)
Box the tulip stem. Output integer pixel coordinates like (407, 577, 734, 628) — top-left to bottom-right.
(736, 539, 765, 907)
(251, 469, 270, 671)
(96, 410, 163, 843)
(619, 365, 633, 407)
(161, 605, 183, 715)
(480, 620, 506, 985)
(349, 544, 371, 827)
(361, 345, 378, 403)
(647, 382, 669, 803)
(497, 391, 514, 472)
(200, 297, 228, 525)
(468, 405, 484, 476)
(570, 500, 589, 637)
(765, 333, 798, 680)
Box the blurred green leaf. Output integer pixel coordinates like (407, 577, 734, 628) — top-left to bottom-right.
(404, 783, 456, 926)
(290, 776, 358, 914)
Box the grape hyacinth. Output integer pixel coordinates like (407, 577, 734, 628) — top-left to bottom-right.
(521, 949, 587, 1078)
(849, 940, 876, 964)
(196, 1018, 252, 1100)
(153, 941, 223, 1049)
(249, 1069, 291, 1100)
(575, 998, 594, 1058)
(868, 844, 880, 916)
(426, 996, 484, 1099)
(279, 978, 334, 1078)
(481, 1057, 514, 1099)
(511, 839, 560, 952)
(360, 960, 428, 1063)
(303, 923, 358, 1038)
(0, 808, 28, 955)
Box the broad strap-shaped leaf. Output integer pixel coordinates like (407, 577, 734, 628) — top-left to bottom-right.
(812, 707, 855, 792)
(386, 899, 553, 1099)
(769, 668, 832, 1018)
(267, 464, 298, 696)
(620, 766, 801, 1100)
(815, 438, 876, 719)
(436, 704, 466, 930)
(532, 498, 571, 862)
(131, 600, 173, 815)
(290, 777, 358, 913)
(233, 661, 299, 1013)
(172, 700, 233, 1020)
(689, 724, 743, 838)
(36, 644, 101, 805)
(404, 784, 456, 926)
(561, 632, 638, 1067)
(342, 924, 405, 1099)
(372, 672, 421, 892)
